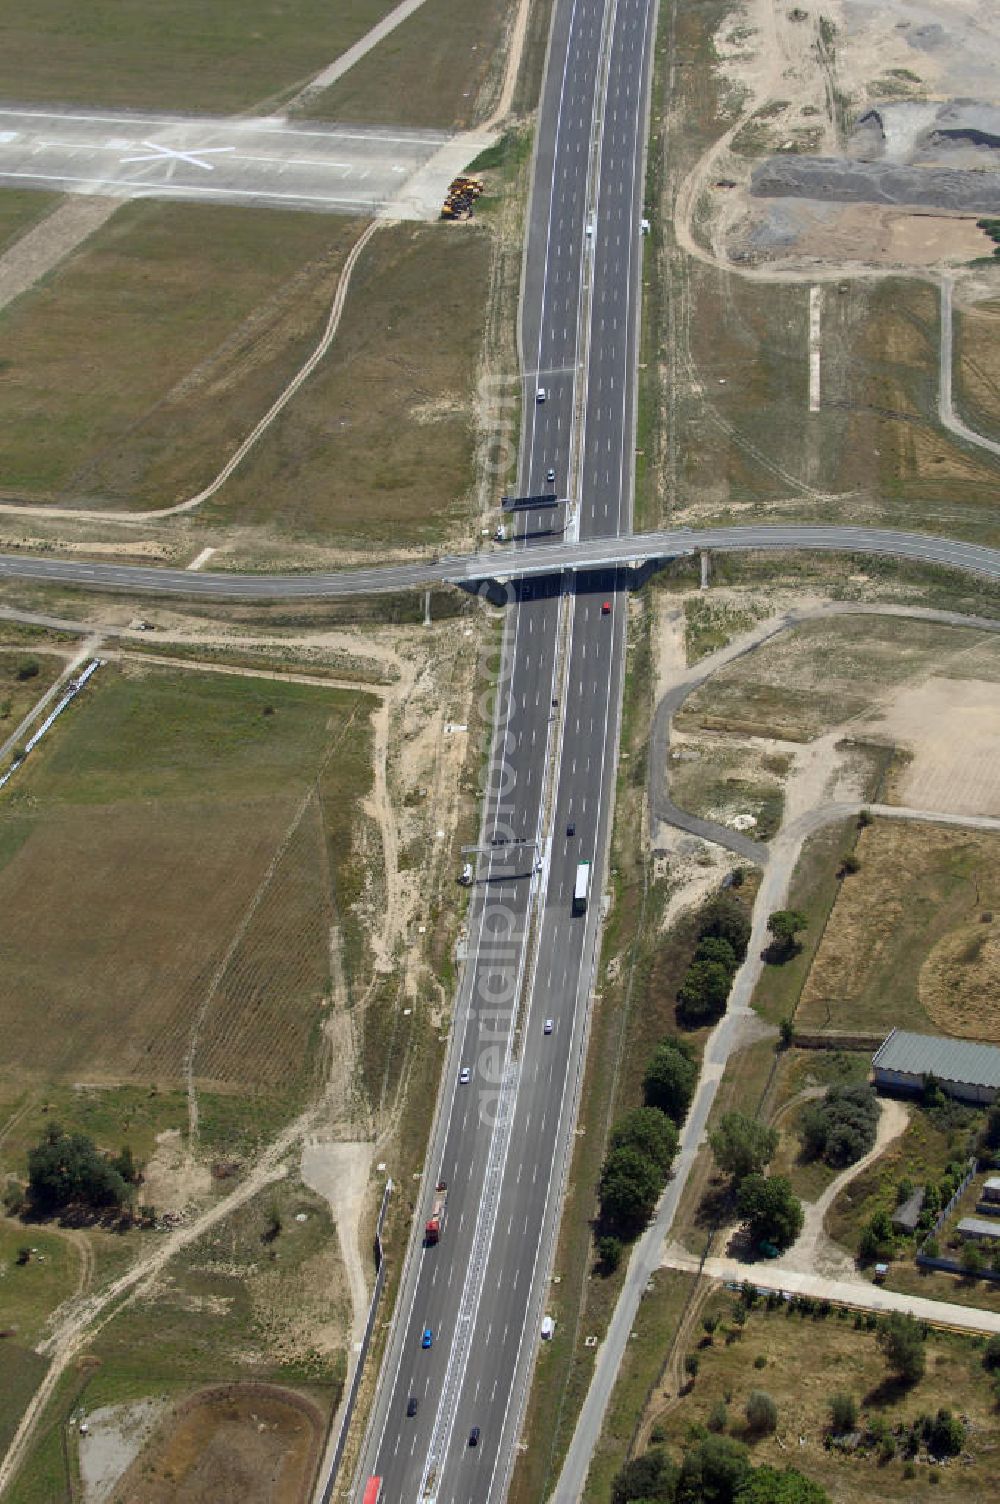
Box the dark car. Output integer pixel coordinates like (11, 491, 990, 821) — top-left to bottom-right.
(566, 822, 575, 837)
(469, 1426, 481, 1447)
(407, 1396, 419, 1417)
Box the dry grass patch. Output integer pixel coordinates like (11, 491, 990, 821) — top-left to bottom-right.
(646, 1292, 1000, 1503)
(0, 0, 400, 114)
(0, 664, 376, 1101)
(0, 202, 365, 509)
(795, 818, 1000, 1039)
(678, 613, 1000, 741)
(955, 294, 1000, 447)
(298, 0, 515, 130)
(207, 223, 492, 547)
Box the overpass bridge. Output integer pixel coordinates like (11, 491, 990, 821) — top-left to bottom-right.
(0, 524, 998, 600)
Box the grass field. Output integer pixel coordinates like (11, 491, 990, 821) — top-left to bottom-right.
(0, 648, 67, 739)
(677, 613, 1000, 742)
(0, 192, 61, 257)
(643, 1290, 1000, 1503)
(0, 202, 365, 509)
(954, 295, 1000, 447)
(0, 0, 401, 114)
(795, 819, 1000, 1039)
(0, 662, 375, 1099)
(207, 223, 492, 547)
(5, 1178, 345, 1504)
(299, 0, 514, 130)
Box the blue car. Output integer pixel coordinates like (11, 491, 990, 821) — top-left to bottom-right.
(421, 1327, 434, 1349)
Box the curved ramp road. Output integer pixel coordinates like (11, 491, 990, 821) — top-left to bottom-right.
(1, 525, 1000, 599)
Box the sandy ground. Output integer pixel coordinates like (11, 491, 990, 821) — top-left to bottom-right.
(142, 1129, 213, 1218)
(867, 675, 1000, 817)
(79, 1399, 167, 1504)
(300, 1139, 375, 1349)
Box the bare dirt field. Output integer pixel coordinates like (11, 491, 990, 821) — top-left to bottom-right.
(796, 818, 1000, 1039)
(874, 673, 1000, 816)
(0, 0, 401, 114)
(109, 1385, 322, 1504)
(0, 202, 366, 512)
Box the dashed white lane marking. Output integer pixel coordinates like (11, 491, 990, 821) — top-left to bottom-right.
(809, 284, 821, 412)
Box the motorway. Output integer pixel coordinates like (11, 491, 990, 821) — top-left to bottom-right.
(0, 107, 450, 214)
(354, 0, 655, 1499)
(1, 525, 1000, 600)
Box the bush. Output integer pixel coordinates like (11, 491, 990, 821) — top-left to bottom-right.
(928, 1408, 965, 1458)
(676, 1434, 750, 1503)
(961, 1240, 984, 1275)
(685, 1353, 700, 1381)
(828, 1392, 857, 1434)
(597, 1235, 623, 1273)
(693, 935, 738, 972)
(983, 1334, 1000, 1371)
(644, 1039, 697, 1122)
(858, 1209, 894, 1264)
(702, 1314, 719, 1338)
(745, 1390, 778, 1435)
(708, 1400, 728, 1434)
(15, 659, 40, 681)
(800, 1084, 879, 1168)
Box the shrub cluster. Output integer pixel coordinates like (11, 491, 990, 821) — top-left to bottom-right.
(611, 1437, 829, 1503)
(676, 894, 750, 1028)
(800, 1083, 879, 1168)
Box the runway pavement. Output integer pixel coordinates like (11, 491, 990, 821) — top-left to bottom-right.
(0, 106, 451, 214)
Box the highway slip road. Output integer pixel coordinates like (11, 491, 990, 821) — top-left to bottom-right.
(355, 0, 656, 1499)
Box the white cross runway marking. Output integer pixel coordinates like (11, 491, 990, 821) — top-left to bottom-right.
(119, 141, 236, 171)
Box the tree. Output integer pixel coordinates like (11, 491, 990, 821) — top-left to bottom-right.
(16, 658, 39, 681)
(694, 935, 738, 973)
(735, 1466, 831, 1504)
(644, 1040, 697, 1122)
(27, 1124, 128, 1214)
(876, 1312, 926, 1386)
(675, 1434, 751, 1504)
(709, 1113, 778, 1184)
(778, 1018, 794, 1049)
(699, 894, 752, 961)
(599, 1147, 662, 1237)
(960, 1239, 984, 1275)
(685, 1353, 700, 1382)
(610, 1447, 677, 1504)
(611, 1107, 679, 1175)
(677, 959, 732, 1026)
(736, 1175, 803, 1252)
(857, 1209, 894, 1264)
(800, 1084, 878, 1168)
(765, 910, 808, 962)
(745, 1390, 777, 1435)
(828, 1392, 857, 1434)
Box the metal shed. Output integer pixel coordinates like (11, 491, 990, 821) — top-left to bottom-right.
(957, 1216, 1000, 1242)
(871, 1029, 1000, 1106)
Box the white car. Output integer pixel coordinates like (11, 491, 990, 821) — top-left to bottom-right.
(459, 1066, 471, 1084)
(543, 1019, 554, 1035)
(535, 386, 547, 402)
(545, 468, 556, 483)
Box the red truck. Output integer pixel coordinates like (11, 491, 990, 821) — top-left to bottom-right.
(425, 1180, 448, 1245)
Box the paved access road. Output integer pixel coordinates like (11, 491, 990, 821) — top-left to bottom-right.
(1, 524, 1000, 600)
(0, 107, 450, 214)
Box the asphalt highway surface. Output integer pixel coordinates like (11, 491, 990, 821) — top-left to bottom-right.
(0, 107, 449, 213)
(356, 0, 655, 1499)
(1, 525, 1000, 601)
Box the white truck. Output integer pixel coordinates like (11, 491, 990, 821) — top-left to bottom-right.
(572, 860, 590, 915)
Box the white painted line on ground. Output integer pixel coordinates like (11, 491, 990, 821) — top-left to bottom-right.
(187, 547, 217, 572)
(809, 284, 821, 412)
(0, 168, 377, 206)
